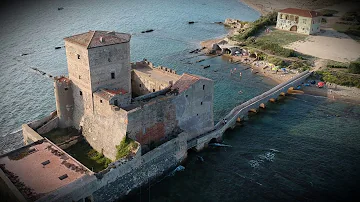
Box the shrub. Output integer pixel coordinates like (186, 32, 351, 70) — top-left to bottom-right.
(349, 62, 360, 74)
(250, 40, 295, 57)
(320, 9, 339, 17)
(288, 61, 309, 72)
(87, 149, 112, 169)
(116, 136, 137, 160)
(341, 11, 359, 22)
(326, 60, 348, 69)
(317, 70, 360, 88)
(233, 12, 277, 41)
(268, 56, 285, 66)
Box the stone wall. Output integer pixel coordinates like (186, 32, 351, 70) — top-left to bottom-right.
(54, 77, 74, 128)
(131, 70, 170, 96)
(88, 43, 131, 93)
(27, 111, 57, 130)
(36, 133, 188, 202)
(173, 79, 214, 139)
(36, 117, 59, 135)
(82, 108, 129, 161)
(127, 96, 178, 146)
(65, 41, 93, 130)
(22, 124, 44, 145)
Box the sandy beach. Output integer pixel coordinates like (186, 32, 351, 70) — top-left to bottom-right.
(200, 0, 360, 104)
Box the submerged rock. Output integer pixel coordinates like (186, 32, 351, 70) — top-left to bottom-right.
(141, 29, 154, 33)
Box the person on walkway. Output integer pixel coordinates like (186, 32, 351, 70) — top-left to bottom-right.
(239, 72, 242, 78)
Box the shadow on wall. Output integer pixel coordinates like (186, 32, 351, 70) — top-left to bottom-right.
(131, 73, 151, 97)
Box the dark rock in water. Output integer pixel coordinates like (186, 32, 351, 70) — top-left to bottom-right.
(21, 53, 29, 56)
(55, 46, 61, 50)
(188, 21, 195, 24)
(201, 65, 210, 69)
(214, 22, 223, 24)
(141, 29, 154, 33)
(189, 49, 199, 53)
(58, 7, 64, 11)
(196, 59, 205, 63)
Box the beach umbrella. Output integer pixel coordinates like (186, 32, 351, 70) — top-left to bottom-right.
(317, 82, 325, 88)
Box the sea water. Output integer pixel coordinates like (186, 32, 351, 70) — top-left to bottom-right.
(1, 0, 360, 201)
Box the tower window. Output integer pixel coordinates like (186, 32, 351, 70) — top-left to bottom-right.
(79, 75, 81, 79)
(80, 91, 83, 96)
(201, 102, 203, 105)
(186, 95, 188, 97)
(153, 89, 155, 92)
(64, 88, 68, 91)
(139, 84, 142, 87)
(111, 72, 115, 79)
(108, 58, 111, 62)
(203, 85, 205, 90)
(100, 99, 103, 103)
(77, 54, 80, 59)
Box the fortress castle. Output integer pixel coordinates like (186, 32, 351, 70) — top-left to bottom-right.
(55, 30, 214, 160)
(0, 31, 214, 202)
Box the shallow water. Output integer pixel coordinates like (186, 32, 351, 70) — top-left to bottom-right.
(0, 0, 260, 137)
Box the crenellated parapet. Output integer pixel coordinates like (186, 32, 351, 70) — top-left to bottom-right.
(54, 76, 74, 128)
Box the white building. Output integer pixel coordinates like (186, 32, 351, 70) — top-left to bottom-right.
(276, 8, 322, 35)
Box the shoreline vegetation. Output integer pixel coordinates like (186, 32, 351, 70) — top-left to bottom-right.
(199, 0, 360, 104)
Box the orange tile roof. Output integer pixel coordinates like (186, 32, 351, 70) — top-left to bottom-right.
(64, 30, 131, 49)
(279, 8, 321, 18)
(171, 73, 200, 93)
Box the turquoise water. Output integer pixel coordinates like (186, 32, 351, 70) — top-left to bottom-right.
(1, 0, 360, 201)
(0, 0, 260, 136)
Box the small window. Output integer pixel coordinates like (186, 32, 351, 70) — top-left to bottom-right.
(79, 75, 81, 79)
(139, 84, 142, 87)
(59, 174, 68, 180)
(64, 87, 68, 91)
(100, 99, 103, 103)
(111, 72, 115, 79)
(185, 95, 188, 97)
(203, 85, 205, 90)
(80, 91, 83, 96)
(77, 54, 80, 59)
(153, 89, 155, 92)
(41, 160, 50, 166)
(197, 114, 198, 116)
(114, 100, 118, 106)
(201, 102, 203, 105)
(108, 58, 111, 62)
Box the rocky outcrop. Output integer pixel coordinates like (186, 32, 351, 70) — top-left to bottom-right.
(224, 18, 249, 29)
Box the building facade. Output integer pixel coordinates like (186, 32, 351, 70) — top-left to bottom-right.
(276, 8, 322, 35)
(56, 30, 214, 161)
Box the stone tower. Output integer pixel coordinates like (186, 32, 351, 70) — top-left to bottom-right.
(54, 76, 74, 128)
(63, 30, 131, 129)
